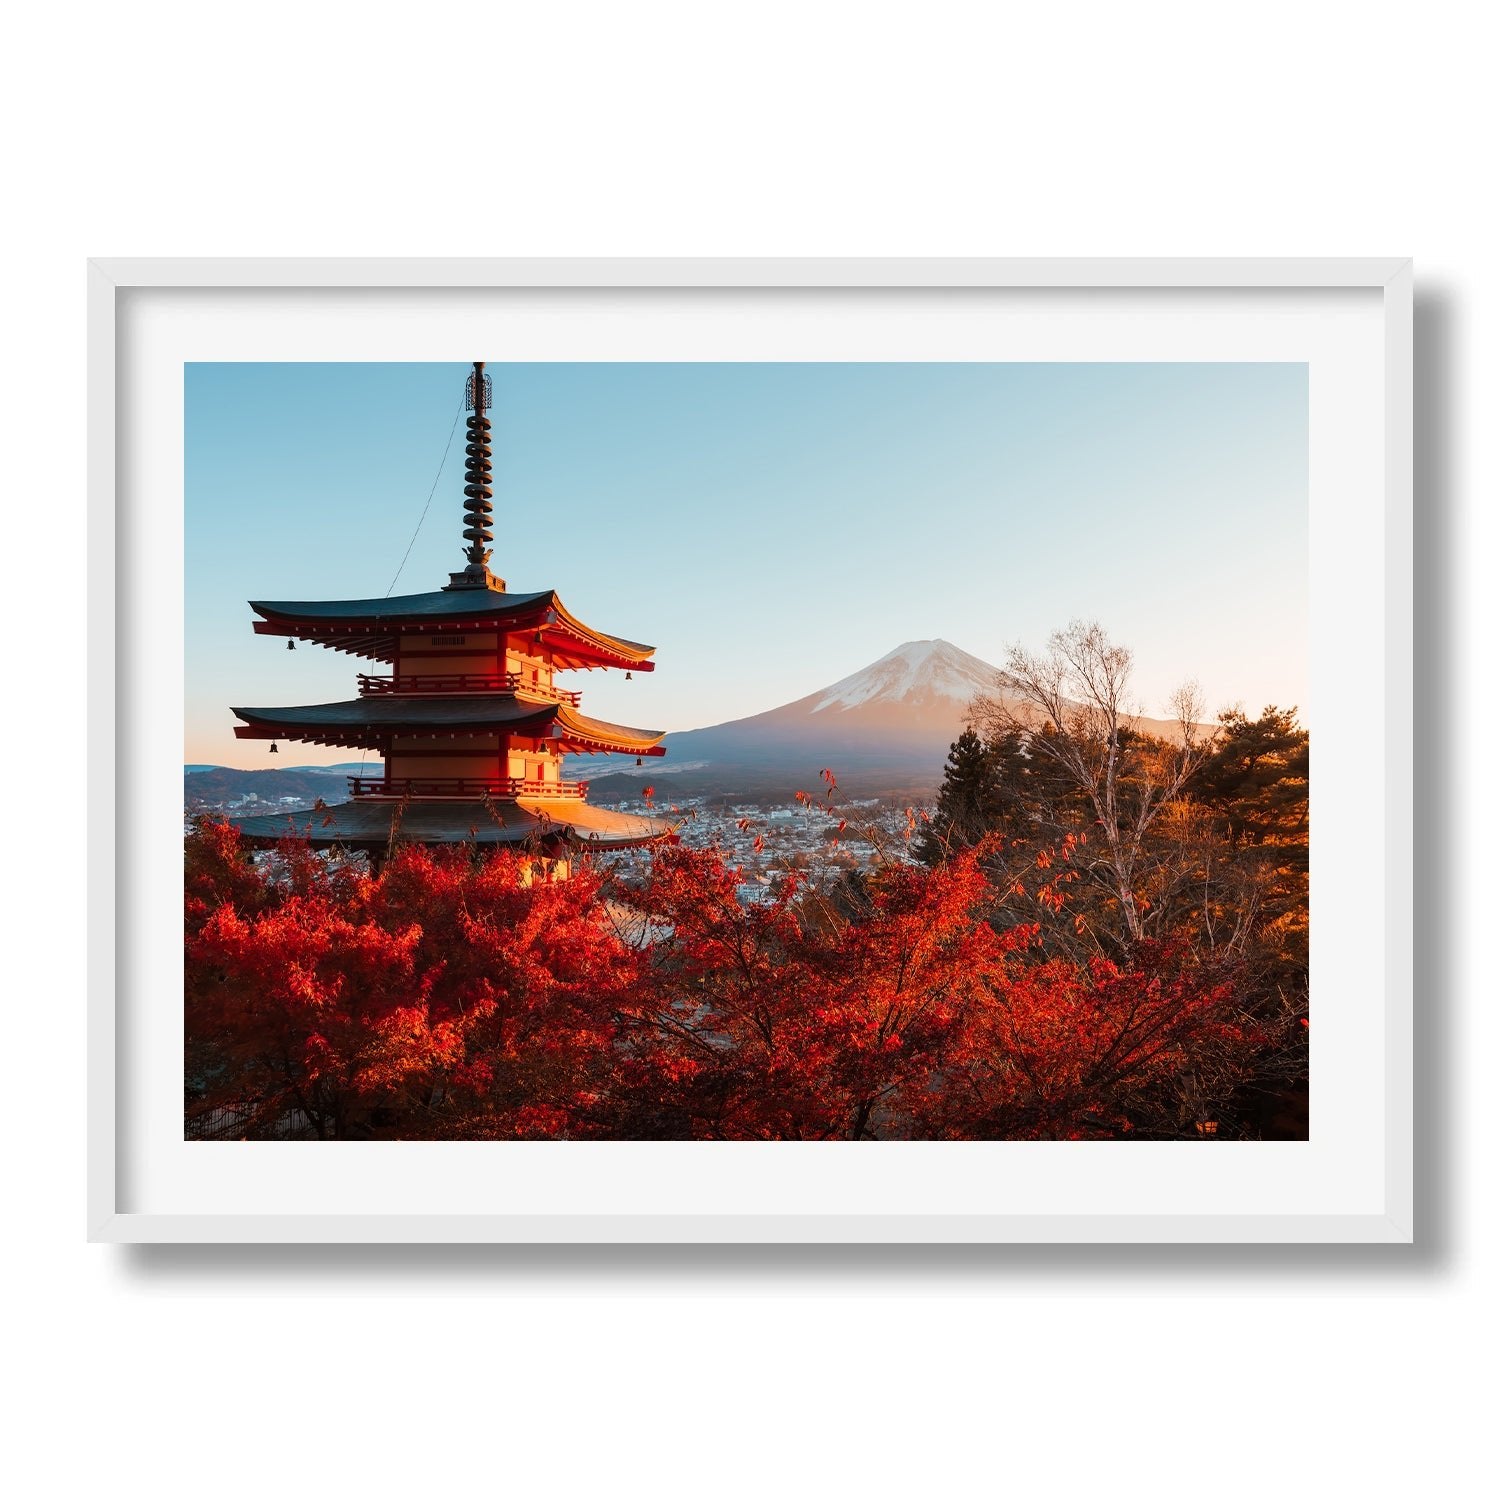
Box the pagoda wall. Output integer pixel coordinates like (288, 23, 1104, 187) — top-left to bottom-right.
(385, 734, 566, 787)
(395, 632, 500, 676)
(388, 634, 559, 696)
(387, 731, 497, 784)
(508, 750, 565, 783)
(387, 755, 497, 780)
(505, 650, 554, 693)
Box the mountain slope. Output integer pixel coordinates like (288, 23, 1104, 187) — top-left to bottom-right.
(587, 641, 1010, 800)
(671, 640, 1001, 763)
(184, 764, 380, 810)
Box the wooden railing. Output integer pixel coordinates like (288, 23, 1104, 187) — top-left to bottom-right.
(347, 776, 588, 800)
(357, 671, 581, 706)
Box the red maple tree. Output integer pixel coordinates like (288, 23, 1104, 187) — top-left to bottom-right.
(185, 818, 1276, 1141)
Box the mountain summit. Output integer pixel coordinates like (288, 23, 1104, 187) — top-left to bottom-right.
(808, 639, 1004, 715)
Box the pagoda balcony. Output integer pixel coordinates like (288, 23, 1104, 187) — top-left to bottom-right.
(356, 671, 582, 706)
(346, 775, 589, 800)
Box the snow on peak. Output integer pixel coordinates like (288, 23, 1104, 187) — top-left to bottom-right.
(810, 639, 1000, 714)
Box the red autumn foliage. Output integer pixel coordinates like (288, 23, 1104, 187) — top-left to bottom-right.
(184, 816, 1282, 1142)
(605, 841, 1021, 1139)
(186, 824, 634, 1139)
(933, 943, 1256, 1139)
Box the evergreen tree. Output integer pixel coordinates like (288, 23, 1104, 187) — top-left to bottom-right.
(917, 727, 1005, 865)
(1184, 706, 1310, 977)
(1187, 706, 1309, 861)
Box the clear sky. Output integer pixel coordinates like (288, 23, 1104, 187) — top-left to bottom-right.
(185, 361, 1307, 767)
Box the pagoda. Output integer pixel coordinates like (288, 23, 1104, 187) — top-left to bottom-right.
(227, 362, 671, 873)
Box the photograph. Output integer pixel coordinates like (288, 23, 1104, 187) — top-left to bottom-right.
(20, 1, 1490, 1485)
(184, 357, 1311, 1144)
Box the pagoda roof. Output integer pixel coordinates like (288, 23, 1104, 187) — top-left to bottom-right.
(231, 695, 667, 756)
(228, 796, 672, 852)
(248, 586, 656, 670)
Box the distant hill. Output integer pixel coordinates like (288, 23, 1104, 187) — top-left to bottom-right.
(184, 763, 382, 811)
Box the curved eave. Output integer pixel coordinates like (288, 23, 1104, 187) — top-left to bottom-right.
(249, 624, 399, 664)
(553, 705, 667, 757)
(231, 697, 667, 757)
(543, 597, 657, 672)
(248, 586, 656, 671)
(228, 797, 675, 852)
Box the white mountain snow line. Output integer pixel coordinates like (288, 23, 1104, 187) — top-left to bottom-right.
(809, 639, 1002, 713)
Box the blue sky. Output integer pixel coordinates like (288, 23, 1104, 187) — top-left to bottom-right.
(185, 361, 1307, 766)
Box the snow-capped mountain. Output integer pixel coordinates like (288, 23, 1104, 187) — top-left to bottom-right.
(809, 639, 1006, 717)
(624, 640, 1012, 796)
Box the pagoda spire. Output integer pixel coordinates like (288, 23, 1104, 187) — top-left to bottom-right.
(447, 361, 502, 590)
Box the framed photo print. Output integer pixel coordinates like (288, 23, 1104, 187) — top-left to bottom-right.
(90, 258, 1412, 1242)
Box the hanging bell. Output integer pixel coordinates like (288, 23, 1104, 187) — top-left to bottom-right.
(635, 757, 642, 767)
(625, 671, 633, 680)
(270, 742, 279, 755)
(286, 639, 295, 651)
(533, 629, 543, 646)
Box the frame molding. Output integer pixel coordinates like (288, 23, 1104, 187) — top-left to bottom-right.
(89, 258, 1413, 1244)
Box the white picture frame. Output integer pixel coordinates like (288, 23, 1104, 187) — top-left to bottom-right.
(90, 257, 1413, 1244)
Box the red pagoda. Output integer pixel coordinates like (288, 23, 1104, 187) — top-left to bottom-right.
(228, 362, 671, 873)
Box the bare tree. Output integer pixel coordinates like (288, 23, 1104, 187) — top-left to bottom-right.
(973, 620, 1215, 947)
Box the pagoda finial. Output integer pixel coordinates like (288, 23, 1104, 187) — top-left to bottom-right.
(445, 362, 502, 590)
(461, 360, 494, 566)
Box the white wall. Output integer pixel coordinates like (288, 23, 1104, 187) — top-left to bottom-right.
(6, 4, 1491, 1495)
